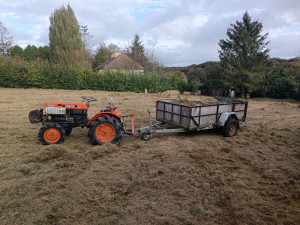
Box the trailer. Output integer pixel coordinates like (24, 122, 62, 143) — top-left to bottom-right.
(138, 98, 248, 140)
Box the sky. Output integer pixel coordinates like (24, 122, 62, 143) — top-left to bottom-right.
(0, 0, 300, 66)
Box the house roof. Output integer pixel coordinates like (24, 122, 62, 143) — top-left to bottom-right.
(95, 54, 144, 71)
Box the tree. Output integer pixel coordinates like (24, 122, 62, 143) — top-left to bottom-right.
(107, 43, 120, 54)
(49, 4, 84, 66)
(92, 42, 112, 69)
(219, 11, 269, 97)
(186, 62, 220, 94)
(0, 21, 14, 55)
(43, 46, 50, 61)
(23, 45, 37, 61)
(128, 34, 148, 68)
(128, 34, 162, 72)
(36, 45, 50, 61)
(10, 45, 24, 58)
(80, 25, 93, 67)
(144, 47, 163, 72)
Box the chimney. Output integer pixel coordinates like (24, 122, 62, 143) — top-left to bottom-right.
(111, 52, 121, 58)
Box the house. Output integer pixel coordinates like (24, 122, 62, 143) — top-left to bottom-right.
(95, 52, 144, 74)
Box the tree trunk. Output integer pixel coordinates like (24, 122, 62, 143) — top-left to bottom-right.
(241, 86, 245, 98)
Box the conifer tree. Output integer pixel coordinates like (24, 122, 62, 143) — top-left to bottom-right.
(128, 34, 148, 68)
(23, 45, 37, 61)
(92, 43, 112, 69)
(49, 4, 84, 66)
(36, 46, 50, 61)
(219, 11, 269, 97)
(10, 45, 24, 58)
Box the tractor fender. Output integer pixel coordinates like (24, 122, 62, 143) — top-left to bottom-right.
(218, 112, 238, 127)
(87, 111, 121, 127)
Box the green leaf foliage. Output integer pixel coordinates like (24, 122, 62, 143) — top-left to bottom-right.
(128, 34, 153, 72)
(185, 62, 221, 94)
(49, 4, 84, 67)
(10, 45, 24, 58)
(0, 56, 187, 93)
(251, 58, 300, 99)
(36, 46, 50, 61)
(92, 43, 112, 69)
(219, 11, 270, 97)
(24, 45, 37, 61)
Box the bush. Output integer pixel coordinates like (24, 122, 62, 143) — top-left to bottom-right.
(264, 66, 299, 99)
(0, 56, 187, 93)
(0, 56, 29, 88)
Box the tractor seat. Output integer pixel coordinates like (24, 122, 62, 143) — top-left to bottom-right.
(101, 105, 117, 112)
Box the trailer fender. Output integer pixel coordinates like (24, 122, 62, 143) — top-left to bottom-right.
(218, 112, 238, 127)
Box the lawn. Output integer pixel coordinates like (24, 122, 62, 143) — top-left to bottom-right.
(0, 88, 299, 224)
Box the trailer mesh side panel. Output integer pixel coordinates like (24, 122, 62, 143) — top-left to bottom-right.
(156, 98, 248, 130)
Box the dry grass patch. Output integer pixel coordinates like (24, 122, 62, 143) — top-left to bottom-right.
(0, 88, 299, 225)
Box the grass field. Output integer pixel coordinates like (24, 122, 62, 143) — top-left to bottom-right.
(0, 87, 299, 225)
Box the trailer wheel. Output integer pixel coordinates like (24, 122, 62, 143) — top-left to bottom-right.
(222, 118, 239, 137)
(39, 124, 66, 145)
(89, 117, 123, 145)
(141, 133, 152, 141)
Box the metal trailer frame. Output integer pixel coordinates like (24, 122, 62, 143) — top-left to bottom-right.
(137, 98, 248, 140)
(138, 110, 187, 140)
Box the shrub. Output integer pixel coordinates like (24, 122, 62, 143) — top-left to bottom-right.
(0, 56, 187, 93)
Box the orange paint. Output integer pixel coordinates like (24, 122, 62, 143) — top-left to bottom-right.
(95, 123, 115, 143)
(87, 107, 122, 126)
(44, 128, 61, 143)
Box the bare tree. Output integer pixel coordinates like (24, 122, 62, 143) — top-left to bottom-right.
(107, 43, 120, 54)
(80, 25, 94, 67)
(144, 45, 164, 72)
(0, 20, 14, 55)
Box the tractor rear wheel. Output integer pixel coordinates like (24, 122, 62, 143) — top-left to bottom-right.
(39, 124, 66, 145)
(89, 117, 123, 145)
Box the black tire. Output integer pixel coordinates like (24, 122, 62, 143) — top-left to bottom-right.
(29, 108, 43, 124)
(38, 124, 66, 145)
(141, 133, 152, 141)
(88, 117, 123, 146)
(222, 118, 239, 137)
(65, 127, 72, 136)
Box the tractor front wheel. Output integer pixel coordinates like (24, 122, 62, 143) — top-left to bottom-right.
(38, 124, 66, 145)
(89, 117, 123, 146)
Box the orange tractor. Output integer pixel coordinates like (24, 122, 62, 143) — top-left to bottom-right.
(29, 96, 133, 145)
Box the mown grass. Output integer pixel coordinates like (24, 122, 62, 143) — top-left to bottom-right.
(0, 88, 299, 225)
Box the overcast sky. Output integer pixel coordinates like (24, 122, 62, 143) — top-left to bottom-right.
(0, 0, 299, 66)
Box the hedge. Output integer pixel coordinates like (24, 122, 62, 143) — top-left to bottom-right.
(0, 56, 188, 92)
